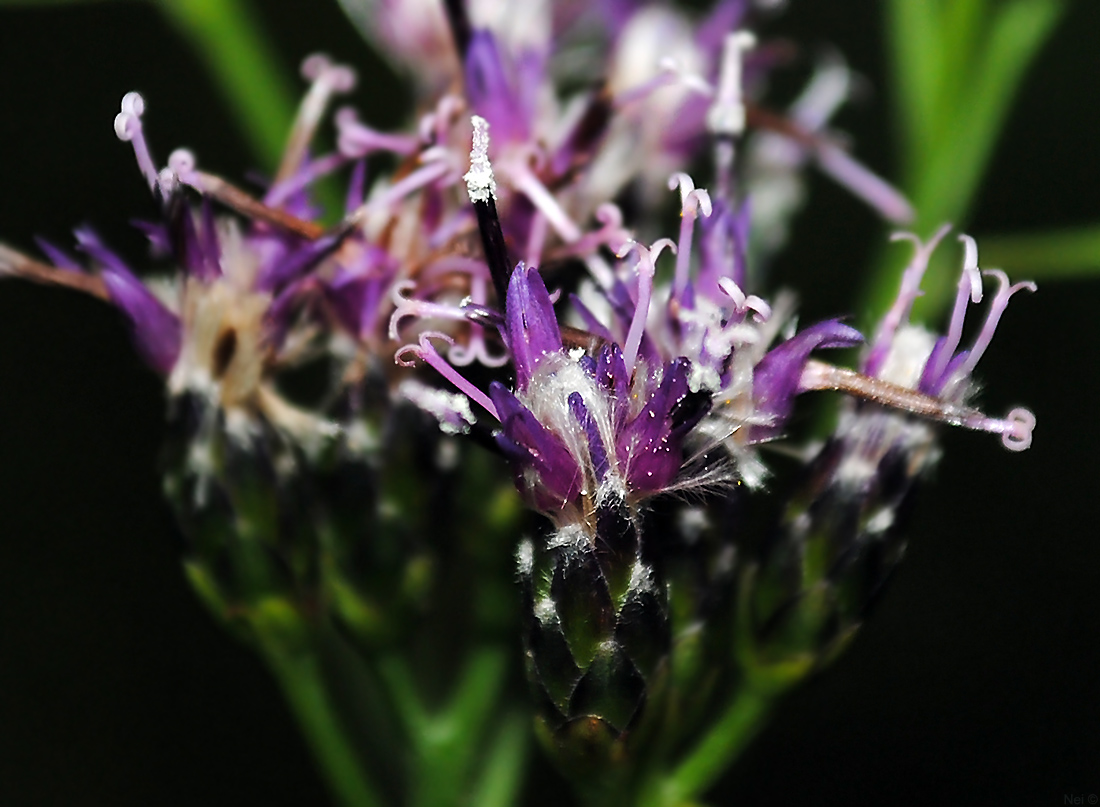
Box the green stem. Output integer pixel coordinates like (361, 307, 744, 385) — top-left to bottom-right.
(468, 711, 529, 807)
(640, 684, 777, 807)
(265, 643, 388, 807)
(379, 647, 519, 807)
(153, 0, 298, 172)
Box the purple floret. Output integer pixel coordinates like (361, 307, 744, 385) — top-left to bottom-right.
(752, 319, 862, 442)
(100, 264, 182, 375)
(502, 263, 563, 391)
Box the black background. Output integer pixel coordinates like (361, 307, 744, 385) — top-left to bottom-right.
(1, 2, 1098, 805)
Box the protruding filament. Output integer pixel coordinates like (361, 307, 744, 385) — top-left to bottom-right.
(956, 270, 1036, 379)
(275, 54, 357, 185)
(395, 332, 499, 420)
(669, 173, 712, 302)
(618, 238, 676, 370)
(865, 224, 951, 376)
(706, 31, 756, 138)
(114, 92, 159, 193)
(335, 107, 420, 159)
(800, 360, 1036, 450)
(926, 234, 985, 384)
(463, 116, 512, 303)
(0, 243, 109, 299)
(464, 115, 496, 202)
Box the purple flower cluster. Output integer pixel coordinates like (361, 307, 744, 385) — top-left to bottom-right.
(0, 0, 1036, 547)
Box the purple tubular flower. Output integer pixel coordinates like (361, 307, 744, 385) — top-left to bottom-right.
(168, 199, 221, 281)
(100, 264, 182, 375)
(569, 392, 611, 485)
(503, 263, 563, 391)
(697, 198, 750, 294)
(596, 342, 630, 412)
(465, 30, 528, 145)
(617, 357, 707, 494)
(752, 319, 863, 442)
(33, 237, 82, 272)
(845, 230, 1037, 451)
(490, 381, 582, 509)
(323, 245, 399, 342)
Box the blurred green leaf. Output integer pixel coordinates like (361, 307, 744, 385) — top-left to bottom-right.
(980, 225, 1100, 279)
(864, 0, 1067, 328)
(886, 0, 943, 171)
(153, 0, 298, 172)
(468, 711, 529, 807)
(265, 641, 388, 807)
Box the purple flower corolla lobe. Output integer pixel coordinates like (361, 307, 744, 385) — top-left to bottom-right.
(616, 357, 707, 495)
(465, 31, 529, 146)
(491, 381, 583, 509)
(752, 319, 863, 442)
(505, 263, 563, 391)
(100, 263, 183, 375)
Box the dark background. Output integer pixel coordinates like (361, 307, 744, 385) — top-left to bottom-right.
(0, 2, 1098, 805)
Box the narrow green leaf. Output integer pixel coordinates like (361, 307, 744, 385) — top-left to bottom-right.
(639, 684, 778, 807)
(862, 0, 1066, 328)
(468, 712, 529, 807)
(377, 655, 431, 738)
(936, 0, 989, 122)
(907, 0, 1066, 319)
(265, 644, 389, 807)
(441, 646, 508, 745)
(153, 0, 298, 172)
(886, 0, 945, 175)
(980, 225, 1100, 279)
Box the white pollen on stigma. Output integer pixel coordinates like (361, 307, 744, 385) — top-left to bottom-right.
(463, 115, 497, 203)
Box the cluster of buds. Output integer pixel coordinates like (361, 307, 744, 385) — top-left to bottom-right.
(0, 0, 1036, 801)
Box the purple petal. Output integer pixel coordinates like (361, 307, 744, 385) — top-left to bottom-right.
(752, 319, 863, 442)
(596, 343, 630, 404)
(101, 266, 181, 375)
(569, 392, 610, 484)
(695, 0, 750, 57)
(919, 341, 970, 397)
(200, 200, 222, 274)
(259, 232, 340, 292)
(568, 293, 616, 343)
(619, 358, 695, 494)
(169, 201, 219, 281)
(346, 159, 367, 214)
(130, 220, 172, 256)
(504, 264, 563, 391)
(269, 277, 316, 350)
(490, 382, 581, 506)
(33, 237, 82, 273)
(324, 273, 367, 335)
(465, 31, 528, 144)
(697, 198, 750, 297)
(73, 227, 129, 274)
(324, 246, 397, 336)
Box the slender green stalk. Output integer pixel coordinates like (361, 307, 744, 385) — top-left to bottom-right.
(886, 0, 942, 174)
(379, 647, 522, 807)
(639, 684, 777, 807)
(468, 711, 529, 807)
(264, 642, 389, 807)
(153, 0, 298, 172)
